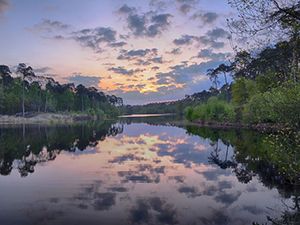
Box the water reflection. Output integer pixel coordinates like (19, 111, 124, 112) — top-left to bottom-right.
(0, 122, 123, 176)
(0, 120, 299, 225)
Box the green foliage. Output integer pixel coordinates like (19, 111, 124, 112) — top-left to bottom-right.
(196, 33, 300, 128)
(232, 78, 257, 105)
(187, 125, 300, 186)
(0, 64, 122, 118)
(184, 107, 194, 121)
(255, 71, 281, 93)
(185, 97, 236, 122)
(243, 83, 300, 125)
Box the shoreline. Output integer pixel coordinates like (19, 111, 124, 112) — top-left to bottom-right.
(188, 120, 289, 132)
(0, 113, 294, 133)
(0, 113, 100, 125)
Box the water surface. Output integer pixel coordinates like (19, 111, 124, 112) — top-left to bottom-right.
(0, 119, 299, 225)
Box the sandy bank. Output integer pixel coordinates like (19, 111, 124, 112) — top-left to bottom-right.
(0, 113, 97, 124)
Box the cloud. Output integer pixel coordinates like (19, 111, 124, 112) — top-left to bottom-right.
(173, 28, 230, 49)
(173, 35, 198, 46)
(0, 0, 9, 15)
(149, 0, 169, 11)
(109, 153, 144, 164)
(199, 28, 230, 49)
(108, 66, 144, 76)
(179, 4, 192, 14)
(127, 14, 147, 36)
(67, 75, 101, 88)
(156, 60, 219, 86)
(52, 35, 65, 40)
(176, 0, 199, 14)
(118, 4, 135, 14)
(199, 209, 230, 225)
(151, 66, 160, 71)
(30, 19, 71, 33)
(133, 55, 166, 66)
(72, 27, 117, 52)
(134, 59, 151, 66)
(33, 66, 52, 74)
(199, 36, 225, 49)
(117, 48, 158, 60)
(30, 20, 126, 52)
(108, 41, 127, 48)
(206, 27, 229, 39)
(178, 186, 201, 198)
(150, 56, 164, 64)
(148, 13, 172, 37)
(115, 59, 220, 104)
(242, 205, 265, 215)
(93, 192, 116, 211)
(196, 49, 230, 61)
(214, 191, 241, 206)
(130, 198, 178, 224)
(107, 186, 128, 192)
(176, 0, 198, 3)
(118, 4, 172, 38)
(192, 11, 219, 24)
(167, 48, 182, 55)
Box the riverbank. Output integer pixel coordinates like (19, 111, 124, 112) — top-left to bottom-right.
(189, 120, 289, 132)
(0, 113, 100, 125)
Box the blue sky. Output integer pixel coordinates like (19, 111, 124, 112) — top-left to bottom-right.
(0, 0, 234, 104)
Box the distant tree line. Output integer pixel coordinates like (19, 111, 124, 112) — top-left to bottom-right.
(0, 64, 123, 117)
(121, 81, 233, 116)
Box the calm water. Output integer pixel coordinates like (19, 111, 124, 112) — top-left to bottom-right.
(0, 117, 299, 225)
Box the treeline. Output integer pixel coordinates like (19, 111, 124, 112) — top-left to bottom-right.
(185, 0, 300, 128)
(0, 64, 123, 117)
(121, 87, 230, 115)
(186, 38, 300, 126)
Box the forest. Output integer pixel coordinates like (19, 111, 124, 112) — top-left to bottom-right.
(0, 63, 123, 118)
(185, 0, 300, 128)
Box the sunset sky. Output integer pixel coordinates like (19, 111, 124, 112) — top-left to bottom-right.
(0, 0, 234, 104)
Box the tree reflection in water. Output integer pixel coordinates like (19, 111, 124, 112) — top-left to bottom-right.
(187, 126, 300, 225)
(0, 122, 124, 177)
(0, 120, 299, 225)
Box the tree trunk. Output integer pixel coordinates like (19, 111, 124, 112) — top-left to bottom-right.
(0, 79, 4, 114)
(44, 92, 48, 112)
(223, 72, 228, 85)
(22, 79, 25, 117)
(38, 90, 41, 113)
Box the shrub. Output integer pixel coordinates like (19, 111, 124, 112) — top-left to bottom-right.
(243, 83, 300, 125)
(185, 97, 236, 122)
(184, 106, 194, 121)
(232, 78, 257, 106)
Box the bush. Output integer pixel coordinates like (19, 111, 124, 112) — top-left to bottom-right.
(185, 97, 236, 122)
(243, 83, 300, 125)
(232, 78, 257, 106)
(184, 106, 194, 121)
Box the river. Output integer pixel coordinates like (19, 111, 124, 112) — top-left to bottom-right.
(0, 116, 298, 225)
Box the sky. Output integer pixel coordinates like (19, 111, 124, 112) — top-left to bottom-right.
(0, 0, 234, 104)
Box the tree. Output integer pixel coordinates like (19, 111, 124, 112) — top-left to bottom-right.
(228, 0, 300, 81)
(0, 65, 12, 114)
(0, 64, 123, 117)
(206, 68, 219, 89)
(76, 84, 88, 112)
(16, 63, 34, 117)
(216, 64, 233, 85)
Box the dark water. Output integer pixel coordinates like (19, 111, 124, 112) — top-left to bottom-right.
(0, 117, 299, 225)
